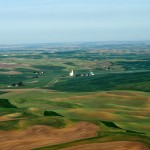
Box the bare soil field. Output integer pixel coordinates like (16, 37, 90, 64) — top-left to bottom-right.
(0, 116, 17, 121)
(0, 63, 29, 68)
(0, 121, 100, 150)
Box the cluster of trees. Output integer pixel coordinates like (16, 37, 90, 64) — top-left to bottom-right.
(32, 71, 44, 78)
(33, 71, 44, 74)
(12, 81, 24, 87)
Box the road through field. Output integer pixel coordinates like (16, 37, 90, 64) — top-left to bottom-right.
(44, 77, 59, 88)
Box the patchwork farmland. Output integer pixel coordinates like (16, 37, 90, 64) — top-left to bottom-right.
(0, 42, 150, 150)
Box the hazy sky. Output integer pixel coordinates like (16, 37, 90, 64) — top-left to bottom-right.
(0, 0, 150, 44)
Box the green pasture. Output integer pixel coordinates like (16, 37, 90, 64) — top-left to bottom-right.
(0, 50, 150, 90)
(50, 71, 150, 92)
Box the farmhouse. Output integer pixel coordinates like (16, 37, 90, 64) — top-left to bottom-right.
(89, 72, 94, 76)
(75, 72, 95, 77)
(12, 81, 24, 87)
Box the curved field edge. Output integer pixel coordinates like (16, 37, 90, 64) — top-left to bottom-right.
(34, 133, 150, 150)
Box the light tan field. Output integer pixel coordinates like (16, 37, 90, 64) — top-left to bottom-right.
(0, 116, 17, 121)
(0, 122, 99, 150)
(0, 63, 29, 68)
(0, 71, 21, 75)
(66, 109, 120, 121)
(61, 141, 149, 150)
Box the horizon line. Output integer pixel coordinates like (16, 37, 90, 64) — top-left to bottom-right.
(0, 40, 150, 46)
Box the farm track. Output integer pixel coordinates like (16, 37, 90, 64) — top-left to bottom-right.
(0, 88, 55, 92)
(44, 77, 59, 88)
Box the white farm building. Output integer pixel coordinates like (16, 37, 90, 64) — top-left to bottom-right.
(69, 70, 74, 76)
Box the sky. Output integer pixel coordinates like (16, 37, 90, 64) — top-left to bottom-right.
(0, 0, 150, 44)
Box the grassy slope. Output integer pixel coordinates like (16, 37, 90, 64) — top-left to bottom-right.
(0, 90, 149, 134)
(0, 116, 68, 130)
